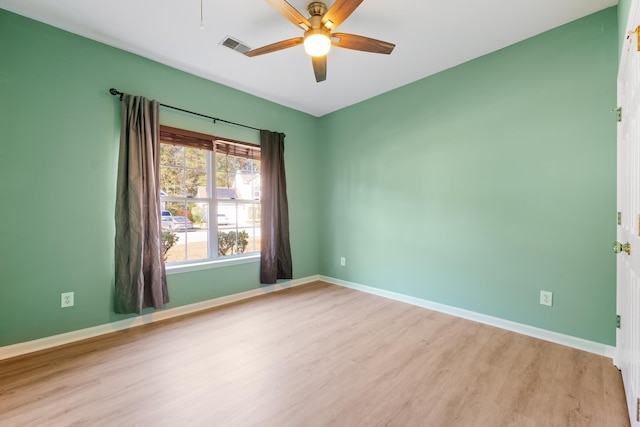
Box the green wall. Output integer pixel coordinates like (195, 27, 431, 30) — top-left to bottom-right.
(318, 8, 618, 345)
(0, 6, 620, 348)
(0, 9, 319, 347)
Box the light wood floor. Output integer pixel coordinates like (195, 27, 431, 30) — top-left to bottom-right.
(0, 282, 630, 426)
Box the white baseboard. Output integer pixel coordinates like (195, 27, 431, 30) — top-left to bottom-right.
(320, 276, 616, 359)
(0, 275, 320, 361)
(1, 274, 616, 361)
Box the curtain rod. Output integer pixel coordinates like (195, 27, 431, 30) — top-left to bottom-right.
(109, 88, 263, 133)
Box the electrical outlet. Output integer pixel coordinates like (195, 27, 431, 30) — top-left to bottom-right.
(61, 292, 74, 308)
(540, 290, 552, 307)
(340, 257, 346, 266)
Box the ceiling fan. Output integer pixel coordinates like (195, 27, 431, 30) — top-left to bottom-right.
(245, 0, 395, 82)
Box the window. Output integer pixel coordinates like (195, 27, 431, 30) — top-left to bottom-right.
(159, 125, 261, 264)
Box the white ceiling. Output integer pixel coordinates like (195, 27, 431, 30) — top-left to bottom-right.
(0, 0, 617, 117)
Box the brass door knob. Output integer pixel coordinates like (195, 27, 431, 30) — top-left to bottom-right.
(613, 241, 631, 255)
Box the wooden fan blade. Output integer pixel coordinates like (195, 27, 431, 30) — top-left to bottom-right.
(332, 33, 395, 54)
(312, 55, 327, 82)
(322, 0, 364, 30)
(245, 37, 304, 57)
(266, 0, 311, 29)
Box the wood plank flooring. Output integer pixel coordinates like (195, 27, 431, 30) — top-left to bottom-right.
(0, 282, 630, 426)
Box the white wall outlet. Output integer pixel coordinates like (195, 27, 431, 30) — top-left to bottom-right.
(61, 292, 74, 308)
(340, 257, 346, 266)
(540, 290, 552, 307)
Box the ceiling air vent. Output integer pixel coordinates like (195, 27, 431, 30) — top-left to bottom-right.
(221, 36, 251, 54)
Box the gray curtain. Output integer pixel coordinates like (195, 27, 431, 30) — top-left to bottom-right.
(260, 130, 293, 284)
(114, 94, 169, 314)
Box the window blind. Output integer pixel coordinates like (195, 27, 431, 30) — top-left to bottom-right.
(160, 125, 260, 160)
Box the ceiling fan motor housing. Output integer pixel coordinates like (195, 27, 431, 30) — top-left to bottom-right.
(308, 2, 328, 18)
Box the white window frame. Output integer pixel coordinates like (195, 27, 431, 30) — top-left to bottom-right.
(159, 125, 260, 270)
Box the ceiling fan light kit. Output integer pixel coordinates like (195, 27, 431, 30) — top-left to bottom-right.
(245, 0, 395, 82)
(304, 30, 331, 57)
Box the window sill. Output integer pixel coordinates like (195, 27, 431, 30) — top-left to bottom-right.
(165, 254, 260, 275)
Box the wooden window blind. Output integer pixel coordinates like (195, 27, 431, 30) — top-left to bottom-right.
(160, 125, 260, 160)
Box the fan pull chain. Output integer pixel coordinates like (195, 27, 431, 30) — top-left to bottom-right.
(200, 0, 204, 29)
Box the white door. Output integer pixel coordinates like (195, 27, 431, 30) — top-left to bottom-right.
(617, 2, 640, 425)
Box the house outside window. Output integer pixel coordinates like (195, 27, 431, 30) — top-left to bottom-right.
(159, 125, 260, 264)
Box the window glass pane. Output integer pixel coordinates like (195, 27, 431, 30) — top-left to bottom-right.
(216, 183, 238, 201)
(235, 201, 255, 228)
(186, 169, 207, 198)
(216, 172, 236, 191)
(185, 147, 206, 169)
(216, 201, 259, 256)
(250, 160, 260, 198)
(162, 200, 185, 263)
(160, 145, 185, 167)
(185, 201, 208, 261)
(252, 171, 261, 200)
(236, 167, 260, 200)
(245, 204, 261, 253)
(162, 201, 180, 219)
(163, 229, 184, 263)
(217, 201, 236, 229)
(216, 153, 230, 174)
(216, 154, 236, 192)
(236, 157, 250, 172)
(160, 166, 185, 198)
(248, 203, 261, 226)
(160, 144, 186, 197)
(217, 201, 239, 256)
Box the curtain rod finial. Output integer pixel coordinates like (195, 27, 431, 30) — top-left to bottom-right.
(109, 88, 123, 99)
